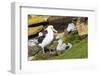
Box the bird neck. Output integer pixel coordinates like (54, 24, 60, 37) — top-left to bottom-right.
(47, 29, 54, 34)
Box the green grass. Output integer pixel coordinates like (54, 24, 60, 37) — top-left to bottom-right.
(63, 31, 81, 44)
(31, 32, 88, 60)
(50, 38, 88, 59)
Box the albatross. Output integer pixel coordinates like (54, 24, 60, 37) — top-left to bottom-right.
(56, 39, 72, 52)
(39, 25, 57, 53)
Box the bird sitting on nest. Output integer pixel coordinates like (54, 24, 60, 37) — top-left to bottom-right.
(56, 39, 72, 54)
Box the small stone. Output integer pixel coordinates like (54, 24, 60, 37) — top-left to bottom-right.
(28, 45, 43, 57)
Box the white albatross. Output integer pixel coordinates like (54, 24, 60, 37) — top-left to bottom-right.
(39, 25, 57, 53)
(56, 39, 72, 52)
(56, 39, 68, 51)
(67, 23, 76, 32)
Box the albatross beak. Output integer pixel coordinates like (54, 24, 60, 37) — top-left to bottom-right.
(52, 28, 57, 33)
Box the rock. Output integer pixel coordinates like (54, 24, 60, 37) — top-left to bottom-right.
(34, 51, 50, 60)
(28, 45, 43, 57)
(76, 17, 88, 36)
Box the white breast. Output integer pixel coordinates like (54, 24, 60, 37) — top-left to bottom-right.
(56, 39, 67, 51)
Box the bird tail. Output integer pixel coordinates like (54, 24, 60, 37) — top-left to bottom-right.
(68, 43, 72, 49)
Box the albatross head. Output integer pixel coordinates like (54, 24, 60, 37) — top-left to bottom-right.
(46, 25, 57, 33)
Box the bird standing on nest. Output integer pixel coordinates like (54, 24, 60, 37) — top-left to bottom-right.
(39, 25, 57, 54)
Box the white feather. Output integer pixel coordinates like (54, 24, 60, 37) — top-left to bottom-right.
(67, 23, 76, 32)
(28, 39, 38, 47)
(56, 39, 68, 51)
(39, 25, 57, 48)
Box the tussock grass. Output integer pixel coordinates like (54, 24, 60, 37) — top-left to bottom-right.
(50, 38, 88, 59)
